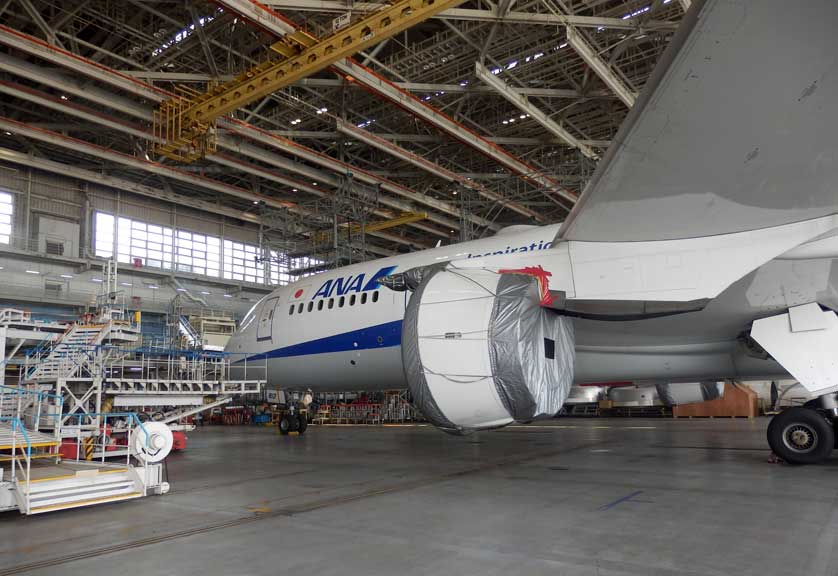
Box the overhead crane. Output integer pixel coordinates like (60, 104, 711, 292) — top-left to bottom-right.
(312, 211, 429, 243)
(153, 0, 467, 162)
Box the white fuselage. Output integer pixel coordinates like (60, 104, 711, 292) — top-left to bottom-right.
(226, 224, 814, 392)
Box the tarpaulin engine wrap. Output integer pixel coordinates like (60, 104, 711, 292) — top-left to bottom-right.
(489, 273, 575, 422)
(400, 266, 458, 432)
(401, 266, 575, 433)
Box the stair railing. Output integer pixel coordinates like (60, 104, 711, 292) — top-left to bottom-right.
(64, 412, 151, 479)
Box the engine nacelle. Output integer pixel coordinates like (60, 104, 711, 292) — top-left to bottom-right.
(401, 267, 574, 434)
(654, 382, 725, 406)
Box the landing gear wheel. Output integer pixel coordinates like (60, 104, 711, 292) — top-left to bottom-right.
(298, 415, 308, 435)
(279, 415, 291, 435)
(767, 407, 834, 465)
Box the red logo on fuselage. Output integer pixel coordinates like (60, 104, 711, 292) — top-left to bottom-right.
(294, 289, 304, 299)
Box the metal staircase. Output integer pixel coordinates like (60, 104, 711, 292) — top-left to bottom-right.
(178, 315, 201, 348)
(26, 324, 108, 381)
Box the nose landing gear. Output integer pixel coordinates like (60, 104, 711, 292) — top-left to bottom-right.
(767, 404, 835, 465)
(278, 403, 308, 436)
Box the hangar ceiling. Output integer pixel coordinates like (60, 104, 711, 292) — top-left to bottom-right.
(0, 0, 685, 266)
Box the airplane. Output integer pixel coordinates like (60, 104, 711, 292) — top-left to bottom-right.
(227, 0, 838, 465)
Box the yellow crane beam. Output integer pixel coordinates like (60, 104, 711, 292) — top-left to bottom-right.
(312, 212, 428, 244)
(154, 0, 466, 162)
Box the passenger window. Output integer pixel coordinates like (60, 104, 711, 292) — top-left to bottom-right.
(307, 301, 313, 312)
(328, 298, 334, 309)
(361, 293, 368, 304)
(339, 296, 345, 308)
(318, 300, 324, 311)
(297, 303, 303, 314)
(289, 305, 294, 315)
(350, 294, 356, 306)
(372, 291, 379, 303)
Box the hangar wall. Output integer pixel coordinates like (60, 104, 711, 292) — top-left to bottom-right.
(0, 162, 273, 320)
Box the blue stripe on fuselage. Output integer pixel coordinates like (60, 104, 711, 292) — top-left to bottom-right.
(244, 320, 403, 361)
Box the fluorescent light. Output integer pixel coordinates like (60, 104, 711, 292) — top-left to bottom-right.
(120, 282, 132, 287)
(91, 278, 103, 283)
(200, 291, 211, 295)
(2, 131, 10, 136)
(60, 274, 73, 279)
(148, 285, 159, 289)
(176, 288, 186, 292)
(253, 200, 259, 205)
(223, 294, 233, 298)
(60, 95, 68, 100)
(25, 270, 39, 274)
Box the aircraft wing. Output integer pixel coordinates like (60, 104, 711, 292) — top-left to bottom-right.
(559, 0, 838, 243)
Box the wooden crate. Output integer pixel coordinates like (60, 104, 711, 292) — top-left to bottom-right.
(672, 382, 759, 418)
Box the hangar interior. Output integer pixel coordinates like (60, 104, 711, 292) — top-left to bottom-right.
(0, 0, 833, 575)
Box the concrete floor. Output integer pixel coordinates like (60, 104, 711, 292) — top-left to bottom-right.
(1, 418, 836, 576)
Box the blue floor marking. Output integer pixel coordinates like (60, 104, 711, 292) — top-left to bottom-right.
(599, 490, 647, 511)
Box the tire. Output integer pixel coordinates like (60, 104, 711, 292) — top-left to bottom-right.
(279, 415, 291, 435)
(298, 415, 308, 435)
(287, 414, 300, 433)
(767, 407, 834, 465)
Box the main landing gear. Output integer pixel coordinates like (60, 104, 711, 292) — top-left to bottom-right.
(767, 394, 838, 465)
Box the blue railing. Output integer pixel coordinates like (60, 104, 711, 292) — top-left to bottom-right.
(0, 384, 64, 431)
(0, 415, 32, 458)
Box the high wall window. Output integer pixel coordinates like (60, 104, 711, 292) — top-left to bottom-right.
(118, 217, 174, 269)
(223, 239, 264, 284)
(94, 211, 329, 286)
(96, 211, 175, 270)
(176, 230, 220, 277)
(0, 192, 13, 245)
(94, 212, 115, 259)
(93, 212, 176, 269)
(269, 252, 324, 285)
